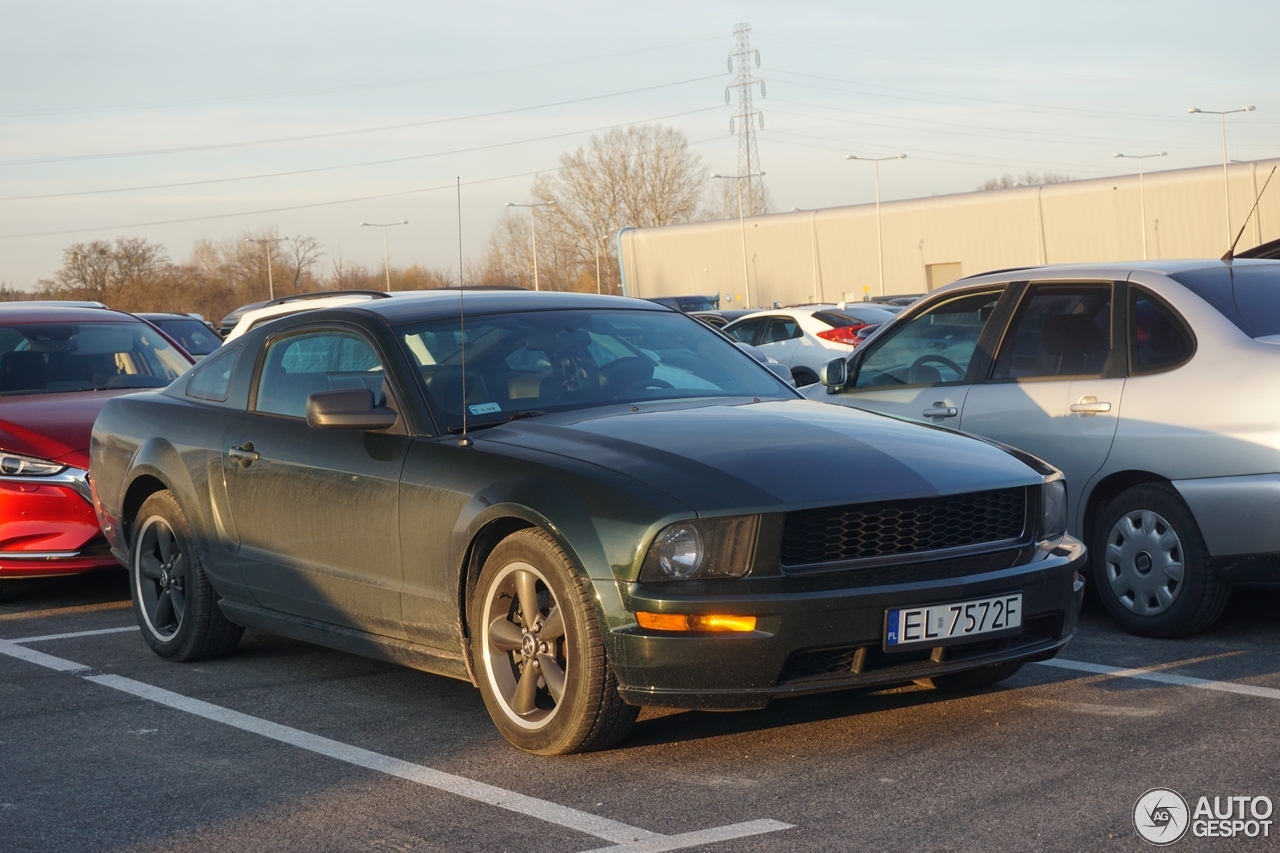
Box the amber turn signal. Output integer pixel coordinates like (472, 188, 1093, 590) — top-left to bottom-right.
(635, 612, 757, 633)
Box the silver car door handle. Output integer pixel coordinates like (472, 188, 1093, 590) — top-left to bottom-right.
(922, 403, 958, 418)
(1069, 397, 1112, 416)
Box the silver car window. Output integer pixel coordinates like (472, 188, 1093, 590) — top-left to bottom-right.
(990, 285, 1111, 380)
(853, 289, 1003, 388)
(1130, 287, 1193, 374)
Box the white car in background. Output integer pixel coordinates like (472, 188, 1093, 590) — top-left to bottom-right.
(722, 304, 899, 386)
(224, 291, 393, 342)
(808, 259, 1280, 639)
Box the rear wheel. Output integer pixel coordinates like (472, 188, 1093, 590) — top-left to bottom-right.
(131, 491, 243, 661)
(1092, 483, 1229, 638)
(932, 660, 1023, 691)
(470, 529, 637, 755)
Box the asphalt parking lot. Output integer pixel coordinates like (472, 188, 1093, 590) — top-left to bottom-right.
(3, 569, 1278, 853)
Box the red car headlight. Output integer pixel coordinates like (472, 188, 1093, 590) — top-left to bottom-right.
(0, 451, 67, 476)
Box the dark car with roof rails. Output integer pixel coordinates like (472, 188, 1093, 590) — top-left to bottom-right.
(91, 290, 1086, 754)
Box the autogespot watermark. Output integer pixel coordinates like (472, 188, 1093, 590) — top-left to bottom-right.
(1134, 788, 1275, 845)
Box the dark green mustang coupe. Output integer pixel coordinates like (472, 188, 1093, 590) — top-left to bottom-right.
(91, 291, 1085, 754)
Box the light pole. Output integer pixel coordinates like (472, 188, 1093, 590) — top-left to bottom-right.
(846, 154, 906, 297)
(505, 201, 556, 291)
(594, 233, 611, 295)
(711, 171, 765, 308)
(359, 220, 409, 293)
(1113, 152, 1166, 260)
(244, 237, 285, 301)
(1189, 105, 1256, 248)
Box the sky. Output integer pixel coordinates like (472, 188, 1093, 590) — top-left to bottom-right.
(1, 0, 1276, 289)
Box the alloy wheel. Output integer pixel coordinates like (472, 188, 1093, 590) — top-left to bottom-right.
(479, 561, 568, 729)
(134, 515, 188, 640)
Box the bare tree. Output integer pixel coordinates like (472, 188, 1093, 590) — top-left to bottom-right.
(283, 235, 325, 292)
(978, 171, 1073, 191)
(37, 237, 169, 303)
(481, 124, 708, 293)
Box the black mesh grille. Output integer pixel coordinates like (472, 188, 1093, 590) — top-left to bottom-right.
(780, 487, 1027, 568)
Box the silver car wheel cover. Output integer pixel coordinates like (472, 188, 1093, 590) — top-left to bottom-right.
(1104, 509, 1185, 616)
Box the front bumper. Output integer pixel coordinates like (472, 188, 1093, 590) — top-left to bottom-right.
(608, 537, 1086, 710)
(0, 468, 119, 577)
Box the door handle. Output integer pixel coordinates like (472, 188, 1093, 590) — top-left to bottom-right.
(228, 442, 260, 468)
(922, 402, 958, 419)
(1069, 396, 1112, 417)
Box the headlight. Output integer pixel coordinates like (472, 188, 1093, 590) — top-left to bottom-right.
(640, 515, 760, 581)
(0, 451, 66, 476)
(1041, 477, 1067, 542)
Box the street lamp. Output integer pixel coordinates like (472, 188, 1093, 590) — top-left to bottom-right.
(1188, 105, 1256, 247)
(846, 154, 906, 297)
(711, 171, 766, 308)
(505, 201, 557, 291)
(594, 233, 611, 295)
(244, 237, 285, 301)
(359, 221, 409, 293)
(1113, 152, 1167, 260)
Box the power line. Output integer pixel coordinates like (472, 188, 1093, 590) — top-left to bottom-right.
(0, 106, 723, 202)
(0, 74, 726, 167)
(0, 36, 728, 118)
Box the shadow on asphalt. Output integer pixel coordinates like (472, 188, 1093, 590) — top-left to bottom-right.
(0, 566, 129, 616)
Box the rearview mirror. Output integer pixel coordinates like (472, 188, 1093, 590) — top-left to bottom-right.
(306, 389, 398, 430)
(819, 358, 847, 394)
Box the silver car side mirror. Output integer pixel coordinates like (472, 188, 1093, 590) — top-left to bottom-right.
(819, 358, 847, 394)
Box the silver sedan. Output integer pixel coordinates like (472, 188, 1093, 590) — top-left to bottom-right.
(807, 259, 1280, 638)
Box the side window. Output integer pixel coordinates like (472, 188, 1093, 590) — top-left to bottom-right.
(854, 289, 1003, 388)
(186, 347, 241, 402)
(725, 318, 766, 344)
(762, 317, 801, 343)
(255, 331, 386, 418)
(990, 285, 1111, 380)
(1131, 288, 1193, 373)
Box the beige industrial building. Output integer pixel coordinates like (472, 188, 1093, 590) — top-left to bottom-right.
(618, 158, 1280, 308)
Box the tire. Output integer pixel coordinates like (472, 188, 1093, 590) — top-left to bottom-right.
(131, 491, 243, 661)
(469, 528, 638, 755)
(1091, 483, 1229, 638)
(932, 660, 1023, 691)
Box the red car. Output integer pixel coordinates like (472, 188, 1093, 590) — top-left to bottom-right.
(0, 305, 193, 580)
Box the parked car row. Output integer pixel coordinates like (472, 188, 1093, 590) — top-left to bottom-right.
(6, 258, 1279, 756)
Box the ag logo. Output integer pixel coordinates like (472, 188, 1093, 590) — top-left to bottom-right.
(1134, 788, 1190, 845)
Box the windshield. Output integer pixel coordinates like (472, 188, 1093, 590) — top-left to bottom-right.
(151, 318, 221, 355)
(0, 320, 190, 396)
(1170, 264, 1280, 338)
(397, 308, 792, 430)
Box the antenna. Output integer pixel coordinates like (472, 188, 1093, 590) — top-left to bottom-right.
(457, 175, 472, 447)
(1223, 165, 1276, 262)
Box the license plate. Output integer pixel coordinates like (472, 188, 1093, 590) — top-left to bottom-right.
(885, 593, 1022, 651)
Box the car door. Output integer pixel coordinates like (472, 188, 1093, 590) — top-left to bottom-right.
(831, 286, 1012, 426)
(959, 281, 1125, 526)
(723, 316, 768, 347)
(756, 316, 804, 367)
(221, 325, 411, 637)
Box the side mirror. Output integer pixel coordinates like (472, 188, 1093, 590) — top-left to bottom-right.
(765, 362, 795, 386)
(819, 358, 847, 394)
(306, 389, 398, 430)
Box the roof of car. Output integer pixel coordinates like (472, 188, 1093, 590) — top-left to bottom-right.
(352, 290, 670, 323)
(957, 258, 1280, 284)
(0, 304, 141, 323)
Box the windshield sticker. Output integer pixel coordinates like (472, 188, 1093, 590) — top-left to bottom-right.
(468, 402, 502, 415)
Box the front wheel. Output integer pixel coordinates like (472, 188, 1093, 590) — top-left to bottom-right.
(470, 528, 637, 755)
(1092, 483, 1229, 638)
(131, 490, 243, 661)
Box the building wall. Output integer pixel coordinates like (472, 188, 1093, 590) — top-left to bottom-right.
(618, 159, 1280, 307)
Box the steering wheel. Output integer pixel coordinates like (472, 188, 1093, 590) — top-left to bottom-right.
(908, 354, 963, 384)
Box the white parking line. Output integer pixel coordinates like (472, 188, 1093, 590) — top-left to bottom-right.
(9, 625, 139, 643)
(1036, 658, 1280, 700)
(0, 638, 792, 852)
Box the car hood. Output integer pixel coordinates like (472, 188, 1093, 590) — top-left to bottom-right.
(481, 399, 1038, 514)
(0, 390, 141, 470)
